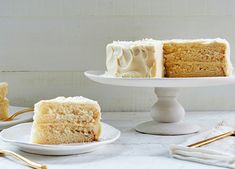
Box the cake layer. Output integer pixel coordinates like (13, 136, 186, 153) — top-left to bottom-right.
(106, 39, 163, 78)
(0, 82, 8, 102)
(0, 98, 9, 120)
(34, 102, 100, 124)
(31, 123, 101, 144)
(163, 42, 226, 62)
(165, 62, 226, 77)
(163, 39, 232, 77)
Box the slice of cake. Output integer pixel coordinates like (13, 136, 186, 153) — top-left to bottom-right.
(0, 82, 9, 120)
(163, 39, 233, 77)
(106, 39, 164, 78)
(31, 97, 101, 144)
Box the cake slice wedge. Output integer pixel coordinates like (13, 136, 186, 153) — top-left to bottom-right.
(0, 82, 9, 120)
(31, 96, 101, 144)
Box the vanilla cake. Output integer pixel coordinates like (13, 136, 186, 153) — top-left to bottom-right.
(0, 83, 9, 120)
(106, 38, 233, 78)
(106, 39, 163, 78)
(31, 97, 101, 144)
(163, 39, 233, 77)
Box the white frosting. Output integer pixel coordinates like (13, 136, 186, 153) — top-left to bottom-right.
(106, 39, 164, 78)
(35, 96, 100, 112)
(222, 40, 233, 76)
(45, 96, 98, 104)
(163, 38, 228, 44)
(111, 39, 159, 47)
(155, 42, 164, 78)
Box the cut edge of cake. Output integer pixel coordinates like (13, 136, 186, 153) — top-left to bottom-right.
(163, 38, 233, 77)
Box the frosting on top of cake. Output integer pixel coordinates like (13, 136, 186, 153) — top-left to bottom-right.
(109, 38, 162, 47)
(48, 96, 97, 103)
(35, 96, 100, 111)
(0, 82, 8, 88)
(163, 38, 228, 44)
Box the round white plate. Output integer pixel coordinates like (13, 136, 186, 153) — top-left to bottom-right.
(85, 70, 235, 87)
(0, 122, 121, 155)
(0, 106, 34, 130)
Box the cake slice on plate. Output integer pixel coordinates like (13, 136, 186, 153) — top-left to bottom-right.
(31, 96, 101, 144)
(0, 82, 9, 120)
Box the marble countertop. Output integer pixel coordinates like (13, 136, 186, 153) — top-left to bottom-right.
(0, 111, 234, 169)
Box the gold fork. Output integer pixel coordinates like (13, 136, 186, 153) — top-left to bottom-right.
(188, 131, 235, 148)
(0, 149, 47, 169)
(3, 108, 34, 121)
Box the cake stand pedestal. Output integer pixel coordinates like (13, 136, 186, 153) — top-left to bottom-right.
(85, 71, 235, 135)
(135, 88, 199, 135)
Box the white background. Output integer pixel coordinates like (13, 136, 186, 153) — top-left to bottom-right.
(0, 0, 235, 111)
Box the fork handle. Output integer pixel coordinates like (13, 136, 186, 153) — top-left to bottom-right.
(0, 149, 47, 169)
(4, 108, 34, 121)
(188, 131, 234, 148)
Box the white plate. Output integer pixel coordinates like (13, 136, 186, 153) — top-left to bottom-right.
(0, 106, 34, 130)
(0, 122, 121, 155)
(85, 70, 235, 87)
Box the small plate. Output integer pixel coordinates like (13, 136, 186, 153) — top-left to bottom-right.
(0, 106, 34, 130)
(0, 122, 121, 155)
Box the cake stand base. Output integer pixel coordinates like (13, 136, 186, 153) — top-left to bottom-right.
(135, 88, 200, 135)
(135, 121, 200, 135)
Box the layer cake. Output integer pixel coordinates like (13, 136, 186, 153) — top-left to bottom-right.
(106, 38, 233, 78)
(31, 96, 101, 144)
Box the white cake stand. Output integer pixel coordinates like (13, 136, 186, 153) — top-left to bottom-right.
(85, 71, 235, 135)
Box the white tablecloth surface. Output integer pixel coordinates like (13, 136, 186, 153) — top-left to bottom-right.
(1, 111, 234, 169)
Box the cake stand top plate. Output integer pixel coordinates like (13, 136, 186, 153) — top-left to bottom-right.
(85, 71, 235, 88)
